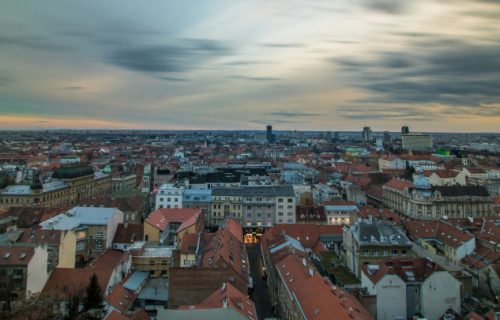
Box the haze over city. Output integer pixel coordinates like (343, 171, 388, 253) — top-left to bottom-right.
(1, 0, 499, 132)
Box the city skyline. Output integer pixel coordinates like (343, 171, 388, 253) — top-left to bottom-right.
(1, 0, 500, 132)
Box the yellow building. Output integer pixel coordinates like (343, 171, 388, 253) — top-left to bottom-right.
(131, 244, 174, 277)
(144, 208, 202, 246)
(0, 165, 111, 210)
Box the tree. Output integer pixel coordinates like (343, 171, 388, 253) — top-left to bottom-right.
(404, 161, 415, 181)
(65, 295, 80, 320)
(82, 274, 104, 314)
(8, 293, 63, 320)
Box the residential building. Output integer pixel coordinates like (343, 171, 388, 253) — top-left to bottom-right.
(323, 200, 358, 225)
(0, 165, 111, 210)
(144, 208, 202, 246)
(168, 221, 249, 309)
(39, 206, 124, 261)
(210, 185, 295, 229)
(155, 183, 184, 209)
(112, 223, 144, 251)
(158, 282, 257, 320)
(402, 132, 433, 150)
(404, 220, 475, 263)
(18, 228, 76, 269)
(361, 258, 461, 320)
(43, 250, 131, 312)
(344, 218, 413, 277)
(130, 242, 174, 277)
(112, 174, 137, 192)
(261, 231, 372, 320)
(0, 245, 50, 305)
(383, 176, 494, 219)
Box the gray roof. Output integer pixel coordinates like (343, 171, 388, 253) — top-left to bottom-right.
(353, 220, 412, 246)
(123, 271, 148, 292)
(158, 308, 249, 320)
(212, 185, 294, 197)
(39, 206, 121, 230)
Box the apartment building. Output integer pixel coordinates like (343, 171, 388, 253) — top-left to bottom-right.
(0, 165, 111, 210)
(144, 208, 202, 246)
(383, 176, 494, 219)
(39, 207, 124, 261)
(361, 258, 461, 320)
(344, 218, 413, 277)
(210, 186, 295, 229)
(0, 245, 50, 306)
(155, 183, 184, 209)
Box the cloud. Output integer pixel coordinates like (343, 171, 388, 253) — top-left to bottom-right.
(107, 39, 232, 74)
(231, 76, 282, 81)
(262, 42, 305, 48)
(0, 75, 13, 86)
(361, 0, 411, 14)
(61, 86, 85, 90)
(158, 76, 189, 82)
(0, 33, 70, 51)
(268, 111, 324, 117)
(333, 40, 500, 108)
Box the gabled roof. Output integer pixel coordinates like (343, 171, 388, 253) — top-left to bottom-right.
(362, 257, 443, 285)
(145, 208, 201, 232)
(43, 250, 129, 299)
(385, 178, 412, 191)
(0, 246, 35, 265)
(199, 227, 249, 281)
(178, 282, 257, 320)
(277, 254, 372, 320)
(404, 220, 474, 248)
(113, 223, 143, 244)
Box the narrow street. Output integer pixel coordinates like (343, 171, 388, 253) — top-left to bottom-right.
(246, 244, 274, 320)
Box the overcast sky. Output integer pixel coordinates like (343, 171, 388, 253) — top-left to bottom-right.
(1, 0, 499, 131)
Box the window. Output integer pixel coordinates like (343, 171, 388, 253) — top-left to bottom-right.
(383, 250, 388, 256)
(393, 249, 398, 256)
(278, 199, 283, 203)
(160, 198, 163, 201)
(363, 250, 369, 256)
(95, 242, 104, 250)
(288, 199, 293, 203)
(401, 250, 407, 255)
(95, 230, 107, 239)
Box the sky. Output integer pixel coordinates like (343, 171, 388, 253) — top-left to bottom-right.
(0, 0, 499, 132)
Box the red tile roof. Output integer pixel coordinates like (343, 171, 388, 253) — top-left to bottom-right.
(362, 257, 442, 285)
(262, 224, 342, 252)
(179, 282, 257, 320)
(225, 219, 243, 242)
(145, 208, 201, 232)
(0, 246, 35, 265)
(404, 220, 474, 248)
(199, 227, 249, 282)
(277, 254, 372, 320)
(43, 250, 129, 300)
(358, 206, 402, 225)
(113, 223, 144, 244)
(180, 233, 198, 254)
(385, 178, 412, 191)
(106, 277, 138, 313)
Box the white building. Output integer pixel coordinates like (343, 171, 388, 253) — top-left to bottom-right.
(361, 258, 461, 320)
(156, 183, 184, 209)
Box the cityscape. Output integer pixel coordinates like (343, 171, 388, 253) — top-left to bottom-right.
(1, 1, 500, 320)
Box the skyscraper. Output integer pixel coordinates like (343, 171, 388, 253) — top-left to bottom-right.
(362, 127, 372, 142)
(266, 124, 275, 143)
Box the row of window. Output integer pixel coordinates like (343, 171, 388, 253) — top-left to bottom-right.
(362, 249, 407, 257)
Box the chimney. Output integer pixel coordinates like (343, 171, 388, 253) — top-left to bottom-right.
(308, 267, 315, 277)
